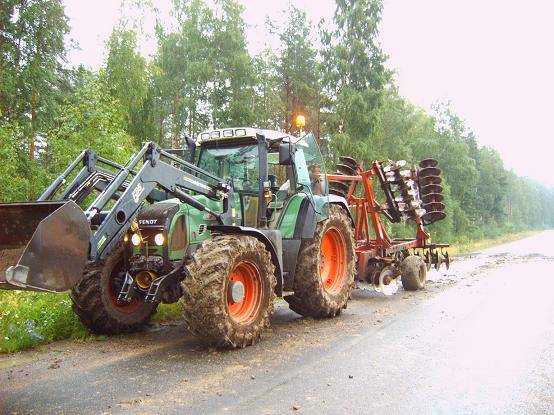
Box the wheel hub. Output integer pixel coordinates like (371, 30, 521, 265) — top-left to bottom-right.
(320, 227, 347, 294)
(229, 280, 245, 303)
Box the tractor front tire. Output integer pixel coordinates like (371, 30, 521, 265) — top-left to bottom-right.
(285, 204, 356, 318)
(400, 255, 427, 291)
(71, 243, 158, 334)
(181, 234, 276, 348)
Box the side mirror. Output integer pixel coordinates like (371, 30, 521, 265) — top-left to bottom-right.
(279, 142, 296, 166)
(184, 134, 196, 163)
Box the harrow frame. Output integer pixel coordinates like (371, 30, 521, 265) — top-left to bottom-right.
(327, 160, 450, 275)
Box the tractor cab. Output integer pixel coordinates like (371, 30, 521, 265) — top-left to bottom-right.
(195, 127, 329, 230)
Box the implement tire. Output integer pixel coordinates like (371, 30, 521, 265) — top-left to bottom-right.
(285, 204, 355, 318)
(181, 234, 276, 348)
(71, 243, 158, 334)
(400, 255, 427, 291)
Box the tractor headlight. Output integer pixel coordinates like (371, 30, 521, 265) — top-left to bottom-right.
(131, 233, 141, 246)
(154, 233, 165, 246)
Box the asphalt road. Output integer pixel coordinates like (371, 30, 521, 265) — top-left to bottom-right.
(1, 231, 553, 415)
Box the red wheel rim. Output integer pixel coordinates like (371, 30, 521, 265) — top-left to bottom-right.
(108, 272, 141, 313)
(320, 227, 347, 295)
(227, 261, 263, 325)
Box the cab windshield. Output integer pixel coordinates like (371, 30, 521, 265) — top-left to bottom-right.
(197, 144, 259, 193)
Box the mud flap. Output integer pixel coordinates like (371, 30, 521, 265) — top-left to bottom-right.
(0, 201, 91, 292)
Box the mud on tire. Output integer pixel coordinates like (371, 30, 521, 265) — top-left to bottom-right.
(181, 234, 276, 348)
(400, 255, 427, 291)
(71, 243, 158, 334)
(285, 204, 356, 318)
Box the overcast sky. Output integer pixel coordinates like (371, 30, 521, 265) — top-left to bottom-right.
(63, 0, 554, 187)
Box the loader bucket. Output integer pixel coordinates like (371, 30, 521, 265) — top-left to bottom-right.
(0, 201, 91, 293)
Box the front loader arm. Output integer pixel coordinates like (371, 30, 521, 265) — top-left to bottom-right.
(90, 144, 234, 260)
(0, 142, 233, 292)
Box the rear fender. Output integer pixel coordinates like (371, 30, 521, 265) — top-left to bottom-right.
(328, 194, 354, 227)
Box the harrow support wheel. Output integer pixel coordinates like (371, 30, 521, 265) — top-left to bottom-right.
(181, 234, 276, 348)
(285, 205, 355, 318)
(71, 243, 158, 334)
(400, 255, 427, 291)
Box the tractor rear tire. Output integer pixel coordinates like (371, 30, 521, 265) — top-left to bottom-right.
(285, 204, 355, 318)
(181, 234, 276, 348)
(400, 255, 427, 291)
(71, 243, 158, 334)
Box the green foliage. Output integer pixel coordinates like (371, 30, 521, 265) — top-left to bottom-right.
(251, 49, 285, 129)
(105, 28, 149, 134)
(0, 291, 88, 353)
(0, 291, 183, 353)
(0, 0, 69, 158)
(148, 0, 214, 146)
(46, 71, 135, 171)
(272, 5, 319, 134)
(0, 122, 34, 201)
(321, 0, 392, 141)
(210, 0, 256, 127)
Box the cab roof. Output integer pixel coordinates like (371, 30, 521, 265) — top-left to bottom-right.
(196, 127, 295, 144)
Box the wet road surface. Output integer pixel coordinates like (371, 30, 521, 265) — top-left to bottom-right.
(1, 231, 553, 414)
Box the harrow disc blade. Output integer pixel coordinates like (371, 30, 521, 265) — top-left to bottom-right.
(377, 267, 399, 296)
(422, 193, 444, 204)
(419, 167, 442, 178)
(329, 188, 347, 197)
(404, 210, 421, 220)
(329, 180, 350, 194)
(419, 175, 442, 186)
(419, 176, 442, 186)
(420, 184, 444, 195)
(419, 158, 438, 168)
(423, 202, 445, 212)
(424, 251, 432, 270)
(422, 210, 446, 224)
(443, 251, 450, 271)
(339, 156, 358, 170)
(336, 163, 357, 176)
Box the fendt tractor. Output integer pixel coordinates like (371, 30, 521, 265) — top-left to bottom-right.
(0, 128, 450, 348)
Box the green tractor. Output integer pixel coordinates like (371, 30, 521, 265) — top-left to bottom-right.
(0, 128, 356, 348)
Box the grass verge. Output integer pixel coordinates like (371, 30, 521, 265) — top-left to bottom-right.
(0, 292, 182, 354)
(448, 230, 538, 255)
(0, 230, 540, 354)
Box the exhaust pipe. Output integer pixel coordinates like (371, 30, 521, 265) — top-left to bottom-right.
(0, 201, 90, 293)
